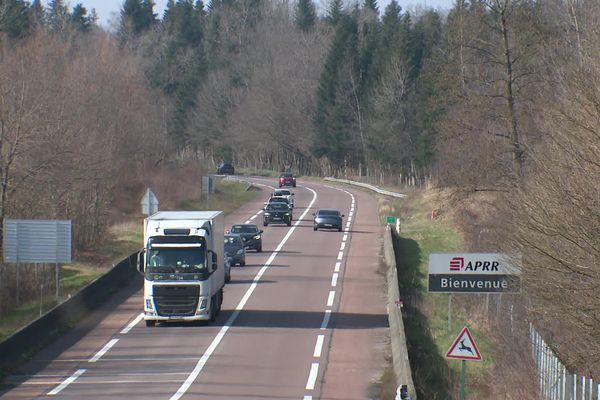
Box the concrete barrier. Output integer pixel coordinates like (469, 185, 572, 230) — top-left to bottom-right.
(384, 226, 416, 399)
(0, 253, 138, 372)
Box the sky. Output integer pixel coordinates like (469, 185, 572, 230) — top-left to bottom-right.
(48, 0, 455, 28)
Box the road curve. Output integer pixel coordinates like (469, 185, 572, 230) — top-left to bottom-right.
(0, 177, 388, 400)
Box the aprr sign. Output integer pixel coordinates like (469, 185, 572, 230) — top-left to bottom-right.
(428, 253, 521, 293)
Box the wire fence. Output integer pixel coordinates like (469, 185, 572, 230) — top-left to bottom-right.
(530, 323, 599, 400)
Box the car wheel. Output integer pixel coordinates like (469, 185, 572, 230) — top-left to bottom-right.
(240, 259, 246, 266)
(293, 183, 296, 187)
(287, 220, 291, 226)
(257, 244, 262, 252)
(313, 225, 318, 231)
(263, 221, 268, 227)
(146, 320, 156, 327)
(338, 226, 342, 232)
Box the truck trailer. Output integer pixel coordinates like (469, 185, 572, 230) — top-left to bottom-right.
(137, 211, 225, 326)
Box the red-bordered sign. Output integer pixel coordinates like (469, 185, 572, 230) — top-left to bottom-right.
(446, 326, 482, 361)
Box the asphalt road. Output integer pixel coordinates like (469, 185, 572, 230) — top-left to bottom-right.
(1, 177, 388, 400)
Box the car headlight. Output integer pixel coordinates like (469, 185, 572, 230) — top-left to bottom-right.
(253, 235, 261, 240)
(237, 249, 244, 255)
(264, 212, 271, 216)
(285, 213, 290, 216)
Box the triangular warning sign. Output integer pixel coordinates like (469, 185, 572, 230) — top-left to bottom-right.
(446, 326, 482, 361)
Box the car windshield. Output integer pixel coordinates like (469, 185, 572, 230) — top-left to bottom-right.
(231, 225, 258, 234)
(280, 173, 293, 178)
(318, 210, 340, 216)
(267, 203, 288, 211)
(275, 190, 291, 196)
(146, 247, 206, 273)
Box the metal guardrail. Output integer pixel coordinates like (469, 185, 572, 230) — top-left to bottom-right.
(324, 177, 407, 198)
(0, 253, 139, 372)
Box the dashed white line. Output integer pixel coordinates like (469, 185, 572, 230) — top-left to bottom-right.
(249, 215, 257, 220)
(303, 397, 313, 400)
(47, 369, 86, 395)
(334, 262, 341, 272)
(89, 339, 119, 363)
(342, 234, 348, 242)
(331, 273, 339, 287)
(320, 310, 331, 330)
(305, 363, 319, 390)
(120, 313, 144, 334)
(337, 251, 344, 260)
(327, 291, 335, 307)
(313, 335, 325, 357)
(340, 242, 346, 251)
(170, 186, 318, 400)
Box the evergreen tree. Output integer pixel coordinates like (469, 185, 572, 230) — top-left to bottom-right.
(46, 0, 69, 33)
(0, 0, 31, 38)
(70, 3, 95, 32)
(364, 0, 378, 14)
(326, 0, 343, 26)
(119, 0, 156, 40)
(29, 0, 45, 29)
(295, 0, 316, 32)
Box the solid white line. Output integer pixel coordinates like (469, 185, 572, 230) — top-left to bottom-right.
(249, 215, 257, 220)
(303, 397, 313, 400)
(340, 242, 346, 251)
(313, 335, 325, 357)
(47, 369, 86, 395)
(89, 339, 119, 363)
(120, 313, 144, 334)
(320, 310, 331, 330)
(170, 186, 318, 400)
(337, 251, 343, 260)
(331, 273, 338, 287)
(334, 262, 341, 272)
(327, 291, 335, 307)
(305, 363, 319, 390)
(342, 234, 348, 242)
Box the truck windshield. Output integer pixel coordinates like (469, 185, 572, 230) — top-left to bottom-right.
(146, 247, 207, 274)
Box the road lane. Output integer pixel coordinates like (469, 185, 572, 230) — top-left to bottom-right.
(1, 177, 387, 400)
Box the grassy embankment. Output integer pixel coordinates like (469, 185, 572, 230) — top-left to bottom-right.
(379, 188, 496, 399)
(0, 180, 259, 342)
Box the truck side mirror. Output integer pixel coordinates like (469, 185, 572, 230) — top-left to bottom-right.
(137, 250, 145, 274)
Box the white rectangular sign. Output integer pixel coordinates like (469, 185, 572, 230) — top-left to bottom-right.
(428, 253, 520, 275)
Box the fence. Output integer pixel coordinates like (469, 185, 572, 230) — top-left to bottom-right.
(530, 323, 599, 400)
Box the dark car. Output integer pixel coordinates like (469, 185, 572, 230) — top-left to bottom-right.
(224, 234, 246, 266)
(313, 208, 344, 231)
(263, 202, 292, 226)
(279, 172, 296, 187)
(265, 196, 293, 220)
(230, 224, 263, 252)
(217, 162, 235, 175)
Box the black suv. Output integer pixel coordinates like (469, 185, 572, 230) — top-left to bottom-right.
(229, 224, 263, 252)
(263, 203, 292, 226)
(217, 162, 235, 175)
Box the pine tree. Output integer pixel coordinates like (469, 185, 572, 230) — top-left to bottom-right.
(364, 0, 378, 14)
(326, 0, 343, 26)
(119, 0, 156, 40)
(29, 0, 45, 29)
(46, 0, 69, 33)
(295, 0, 316, 32)
(70, 3, 95, 32)
(0, 0, 31, 38)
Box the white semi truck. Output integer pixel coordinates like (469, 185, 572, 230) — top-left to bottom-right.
(137, 211, 225, 326)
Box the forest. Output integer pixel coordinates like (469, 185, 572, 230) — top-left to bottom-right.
(0, 0, 599, 390)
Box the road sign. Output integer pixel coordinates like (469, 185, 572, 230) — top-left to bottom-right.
(141, 188, 159, 215)
(386, 216, 396, 224)
(428, 253, 521, 293)
(3, 219, 72, 263)
(446, 326, 482, 361)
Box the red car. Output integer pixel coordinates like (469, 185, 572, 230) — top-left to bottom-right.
(278, 172, 296, 187)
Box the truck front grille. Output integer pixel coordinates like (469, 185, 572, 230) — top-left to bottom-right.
(153, 285, 200, 317)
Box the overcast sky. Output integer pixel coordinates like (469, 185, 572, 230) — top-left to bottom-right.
(47, 0, 455, 28)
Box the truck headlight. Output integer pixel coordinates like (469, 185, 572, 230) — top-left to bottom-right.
(145, 299, 154, 310)
(198, 297, 208, 311)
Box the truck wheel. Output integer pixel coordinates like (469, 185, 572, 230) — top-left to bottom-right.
(210, 295, 217, 322)
(146, 320, 156, 327)
(225, 271, 231, 283)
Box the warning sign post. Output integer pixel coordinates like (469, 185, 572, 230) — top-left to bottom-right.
(446, 327, 482, 400)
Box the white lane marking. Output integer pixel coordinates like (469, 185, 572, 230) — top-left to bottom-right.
(170, 186, 318, 400)
(334, 262, 341, 272)
(349, 212, 354, 217)
(342, 234, 348, 242)
(89, 339, 119, 363)
(327, 291, 335, 307)
(313, 335, 325, 357)
(47, 369, 86, 395)
(305, 363, 319, 390)
(320, 310, 331, 330)
(303, 397, 313, 400)
(346, 221, 351, 227)
(331, 273, 339, 287)
(249, 215, 257, 220)
(340, 242, 346, 251)
(120, 313, 144, 334)
(337, 251, 343, 260)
